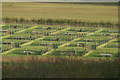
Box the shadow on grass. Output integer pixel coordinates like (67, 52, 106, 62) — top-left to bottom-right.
(2, 55, 119, 78)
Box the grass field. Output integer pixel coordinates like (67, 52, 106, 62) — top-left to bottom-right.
(1, 2, 119, 78)
(1, 24, 119, 57)
(2, 2, 118, 23)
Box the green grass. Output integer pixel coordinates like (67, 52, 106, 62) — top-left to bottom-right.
(2, 2, 118, 24)
(2, 25, 118, 57)
(1, 3, 119, 78)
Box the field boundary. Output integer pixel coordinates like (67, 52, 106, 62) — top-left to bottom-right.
(96, 38, 117, 49)
(0, 25, 39, 38)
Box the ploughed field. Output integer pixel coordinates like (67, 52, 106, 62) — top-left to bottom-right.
(1, 24, 119, 58)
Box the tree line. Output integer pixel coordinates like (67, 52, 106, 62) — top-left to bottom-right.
(2, 17, 119, 28)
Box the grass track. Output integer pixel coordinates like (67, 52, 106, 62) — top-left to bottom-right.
(1, 25, 39, 54)
(20, 37, 45, 47)
(59, 28, 103, 48)
(20, 26, 71, 47)
(96, 38, 117, 49)
(43, 28, 103, 55)
(15, 25, 38, 34)
(0, 25, 38, 38)
(2, 48, 18, 54)
(51, 27, 70, 35)
(83, 38, 117, 56)
(1, 26, 71, 54)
